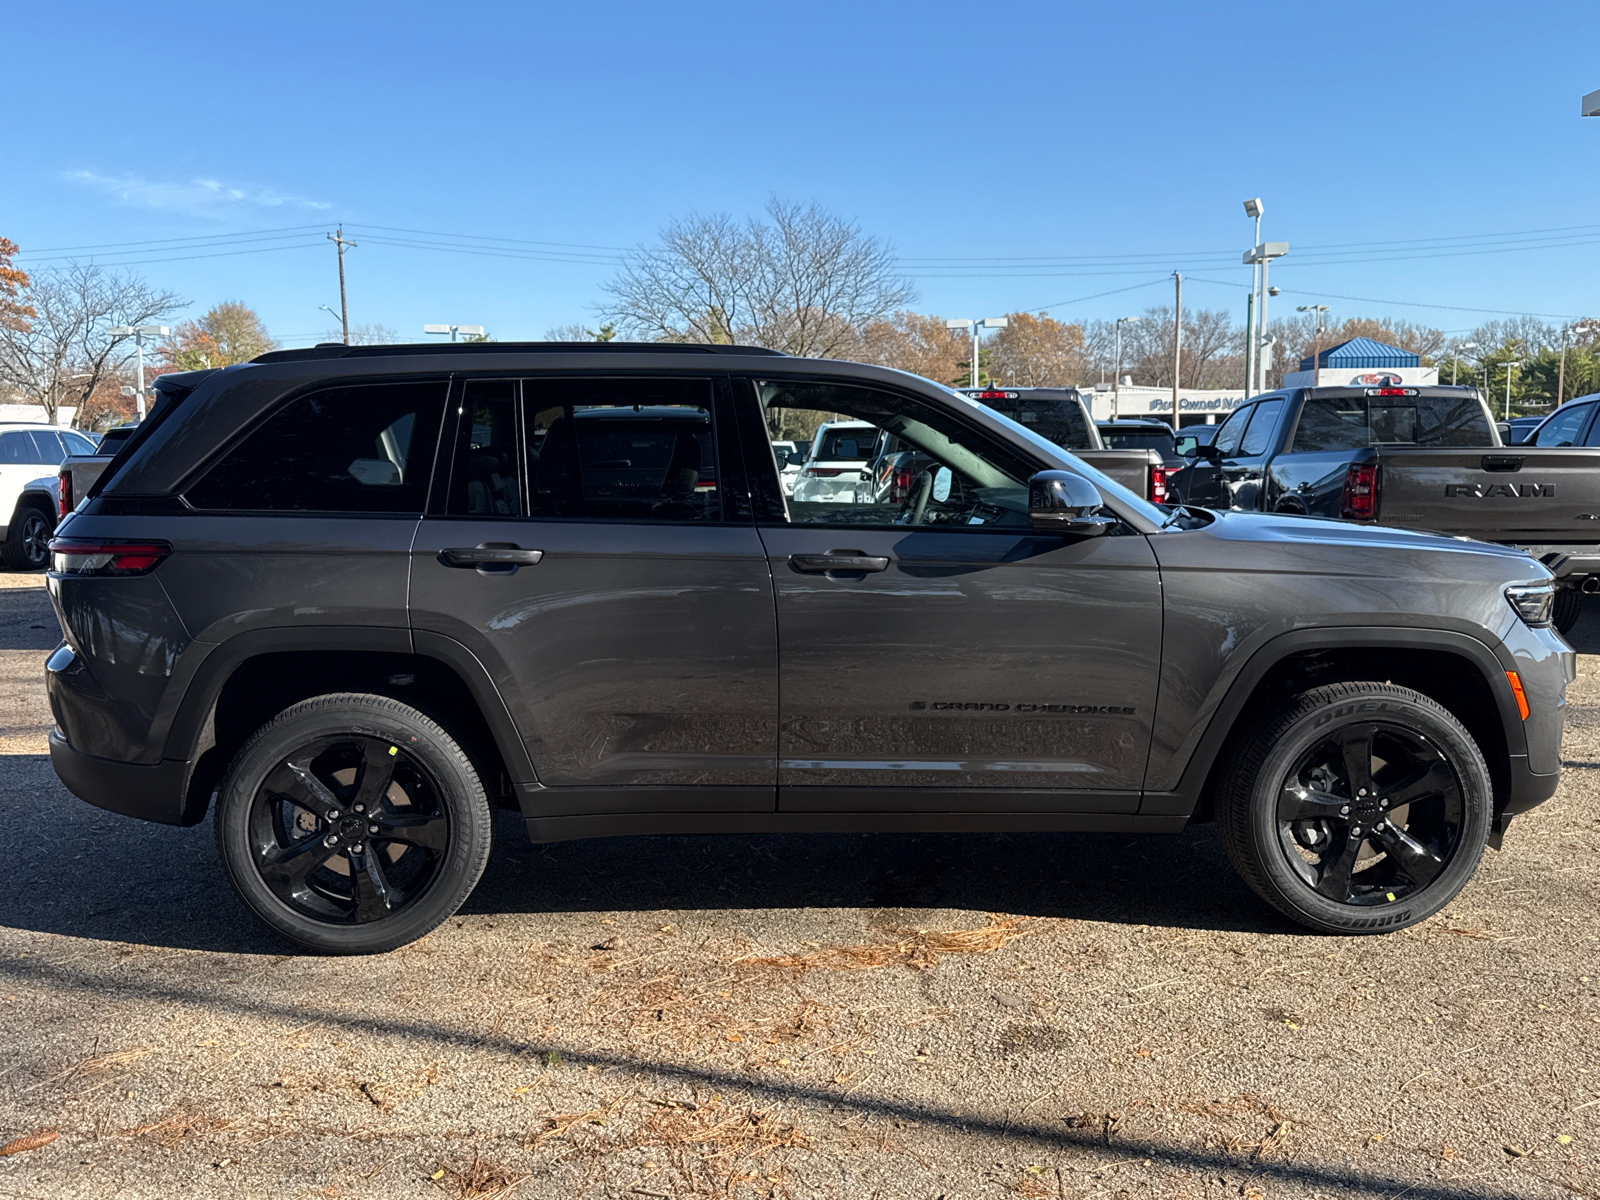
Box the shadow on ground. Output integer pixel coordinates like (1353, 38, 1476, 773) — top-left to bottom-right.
(0, 750, 1292, 955)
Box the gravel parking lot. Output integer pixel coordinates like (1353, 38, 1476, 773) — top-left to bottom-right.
(1, 570, 1597, 1200)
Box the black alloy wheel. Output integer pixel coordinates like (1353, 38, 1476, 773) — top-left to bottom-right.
(2, 507, 52, 570)
(214, 693, 493, 954)
(1217, 681, 1490, 934)
(1275, 723, 1463, 906)
(249, 734, 450, 925)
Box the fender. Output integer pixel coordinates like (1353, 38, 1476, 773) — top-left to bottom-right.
(1141, 625, 1526, 817)
(161, 625, 537, 787)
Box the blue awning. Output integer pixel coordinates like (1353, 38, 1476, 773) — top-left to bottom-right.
(1300, 336, 1421, 372)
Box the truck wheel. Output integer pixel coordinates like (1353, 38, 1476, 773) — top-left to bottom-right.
(1215, 682, 1489, 934)
(1553, 587, 1583, 635)
(213, 693, 493, 954)
(1, 505, 53, 570)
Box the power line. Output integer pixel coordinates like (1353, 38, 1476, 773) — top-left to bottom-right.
(1183, 276, 1585, 320)
(16, 225, 330, 257)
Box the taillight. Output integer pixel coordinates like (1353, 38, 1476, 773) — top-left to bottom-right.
(889, 465, 915, 503)
(805, 467, 846, 477)
(1149, 466, 1170, 504)
(57, 469, 72, 519)
(1341, 463, 1377, 520)
(49, 538, 172, 576)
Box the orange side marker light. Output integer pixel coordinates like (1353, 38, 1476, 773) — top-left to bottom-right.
(1506, 671, 1529, 721)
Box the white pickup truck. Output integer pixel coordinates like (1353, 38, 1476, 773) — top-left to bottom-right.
(0, 424, 99, 569)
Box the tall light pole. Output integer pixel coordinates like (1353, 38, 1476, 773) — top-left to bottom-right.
(945, 317, 1008, 388)
(1558, 325, 1571, 405)
(1503, 359, 1523, 421)
(106, 324, 169, 420)
(424, 324, 486, 343)
(1171, 272, 1183, 427)
(1296, 304, 1330, 384)
(1244, 242, 1289, 393)
(1452, 341, 1477, 387)
(1242, 199, 1263, 397)
(1113, 316, 1139, 418)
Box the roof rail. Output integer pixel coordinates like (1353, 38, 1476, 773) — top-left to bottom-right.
(252, 341, 788, 364)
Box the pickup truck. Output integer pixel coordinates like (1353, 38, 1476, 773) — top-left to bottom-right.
(959, 386, 1171, 502)
(1169, 385, 1600, 630)
(56, 422, 137, 521)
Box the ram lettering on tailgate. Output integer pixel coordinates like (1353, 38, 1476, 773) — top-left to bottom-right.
(1444, 482, 1555, 498)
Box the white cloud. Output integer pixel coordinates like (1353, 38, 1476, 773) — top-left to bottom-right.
(65, 169, 332, 215)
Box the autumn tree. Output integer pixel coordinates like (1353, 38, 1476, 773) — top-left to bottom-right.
(601, 197, 914, 356)
(160, 301, 276, 370)
(545, 322, 618, 342)
(986, 312, 1084, 387)
(0, 262, 182, 425)
(851, 311, 967, 384)
(0, 238, 33, 332)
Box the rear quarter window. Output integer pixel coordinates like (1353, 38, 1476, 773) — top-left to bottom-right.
(186, 380, 448, 513)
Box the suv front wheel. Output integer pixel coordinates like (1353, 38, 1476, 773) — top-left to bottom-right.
(1216, 682, 1490, 934)
(213, 693, 493, 954)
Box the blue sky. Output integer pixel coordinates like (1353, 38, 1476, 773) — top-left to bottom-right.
(7, 0, 1599, 346)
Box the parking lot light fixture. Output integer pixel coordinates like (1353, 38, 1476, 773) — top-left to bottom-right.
(1113, 316, 1140, 417)
(1584, 88, 1600, 116)
(1297, 304, 1330, 382)
(946, 317, 1007, 388)
(424, 324, 486, 343)
(106, 324, 169, 420)
(1452, 341, 1477, 387)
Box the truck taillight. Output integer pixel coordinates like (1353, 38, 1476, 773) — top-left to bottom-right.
(1149, 466, 1170, 504)
(1341, 463, 1377, 520)
(889, 465, 915, 503)
(49, 538, 172, 576)
(58, 469, 72, 519)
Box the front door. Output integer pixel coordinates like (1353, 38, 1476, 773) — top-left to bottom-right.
(409, 376, 777, 818)
(738, 378, 1163, 814)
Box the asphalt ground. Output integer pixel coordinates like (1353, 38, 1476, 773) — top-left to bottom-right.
(0, 569, 1596, 1200)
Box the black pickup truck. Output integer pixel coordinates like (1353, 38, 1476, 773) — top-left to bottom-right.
(1170, 385, 1600, 630)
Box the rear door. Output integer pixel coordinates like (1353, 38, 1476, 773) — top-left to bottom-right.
(409, 375, 778, 818)
(738, 376, 1162, 815)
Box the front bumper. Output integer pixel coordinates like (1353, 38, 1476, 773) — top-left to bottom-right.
(49, 730, 195, 826)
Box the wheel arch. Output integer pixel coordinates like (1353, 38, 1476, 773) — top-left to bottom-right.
(1148, 627, 1524, 824)
(164, 627, 535, 825)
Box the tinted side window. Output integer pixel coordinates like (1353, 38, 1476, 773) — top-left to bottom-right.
(448, 380, 522, 517)
(1536, 403, 1592, 447)
(188, 381, 447, 512)
(1212, 405, 1253, 457)
(980, 397, 1094, 449)
(1292, 399, 1369, 452)
(0, 432, 32, 464)
(523, 377, 721, 522)
(1240, 399, 1286, 456)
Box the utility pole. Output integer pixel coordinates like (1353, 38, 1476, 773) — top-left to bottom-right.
(1113, 316, 1139, 419)
(1243, 292, 1256, 397)
(328, 227, 357, 345)
(1558, 324, 1570, 405)
(1171, 272, 1182, 428)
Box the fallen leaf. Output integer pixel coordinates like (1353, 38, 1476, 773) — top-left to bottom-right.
(1557, 1134, 1573, 1146)
(0, 1129, 58, 1157)
(726, 1034, 744, 1043)
(1504, 1144, 1529, 1158)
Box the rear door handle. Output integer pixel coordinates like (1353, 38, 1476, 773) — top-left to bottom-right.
(788, 552, 890, 574)
(440, 544, 544, 572)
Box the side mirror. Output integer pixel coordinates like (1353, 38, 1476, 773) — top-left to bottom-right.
(1193, 442, 1221, 463)
(1494, 422, 1512, 443)
(1028, 471, 1116, 537)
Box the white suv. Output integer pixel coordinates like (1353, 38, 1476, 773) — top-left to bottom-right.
(790, 420, 880, 505)
(1, 425, 95, 569)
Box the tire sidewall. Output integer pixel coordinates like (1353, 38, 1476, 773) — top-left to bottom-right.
(214, 696, 491, 955)
(1242, 689, 1490, 933)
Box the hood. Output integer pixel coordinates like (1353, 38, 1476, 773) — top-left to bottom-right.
(1199, 508, 1540, 568)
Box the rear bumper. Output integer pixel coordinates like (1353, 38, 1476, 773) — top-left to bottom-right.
(49, 730, 194, 826)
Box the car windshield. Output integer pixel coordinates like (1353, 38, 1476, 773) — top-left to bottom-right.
(816, 428, 875, 461)
(1101, 429, 1175, 453)
(940, 383, 1167, 526)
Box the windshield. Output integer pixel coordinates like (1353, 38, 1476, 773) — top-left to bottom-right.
(942, 383, 1167, 526)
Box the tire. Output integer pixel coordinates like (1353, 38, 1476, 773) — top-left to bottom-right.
(1553, 587, 1583, 636)
(213, 693, 493, 954)
(1, 505, 52, 570)
(1215, 681, 1490, 935)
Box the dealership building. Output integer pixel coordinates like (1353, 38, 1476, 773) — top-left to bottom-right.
(1280, 336, 1439, 389)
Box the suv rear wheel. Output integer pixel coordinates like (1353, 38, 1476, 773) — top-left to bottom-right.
(213, 693, 493, 954)
(2, 505, 52, 570)
(1216, 682, 1490, 934)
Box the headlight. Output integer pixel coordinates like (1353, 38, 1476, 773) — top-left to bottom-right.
(1505, 581, 1555, 627)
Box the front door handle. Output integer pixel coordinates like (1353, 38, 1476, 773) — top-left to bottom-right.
(440, 544, 544, 572)
(788, 551, 890, 574)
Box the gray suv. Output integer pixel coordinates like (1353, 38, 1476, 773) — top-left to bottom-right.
(46, 343, 1572, 952)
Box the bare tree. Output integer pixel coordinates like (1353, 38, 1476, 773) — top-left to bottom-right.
(1121, 306, 1240, 388)
(0, 262, 182, 425)
(601, 197, 915, 356)
(544, 322, 618, 342)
